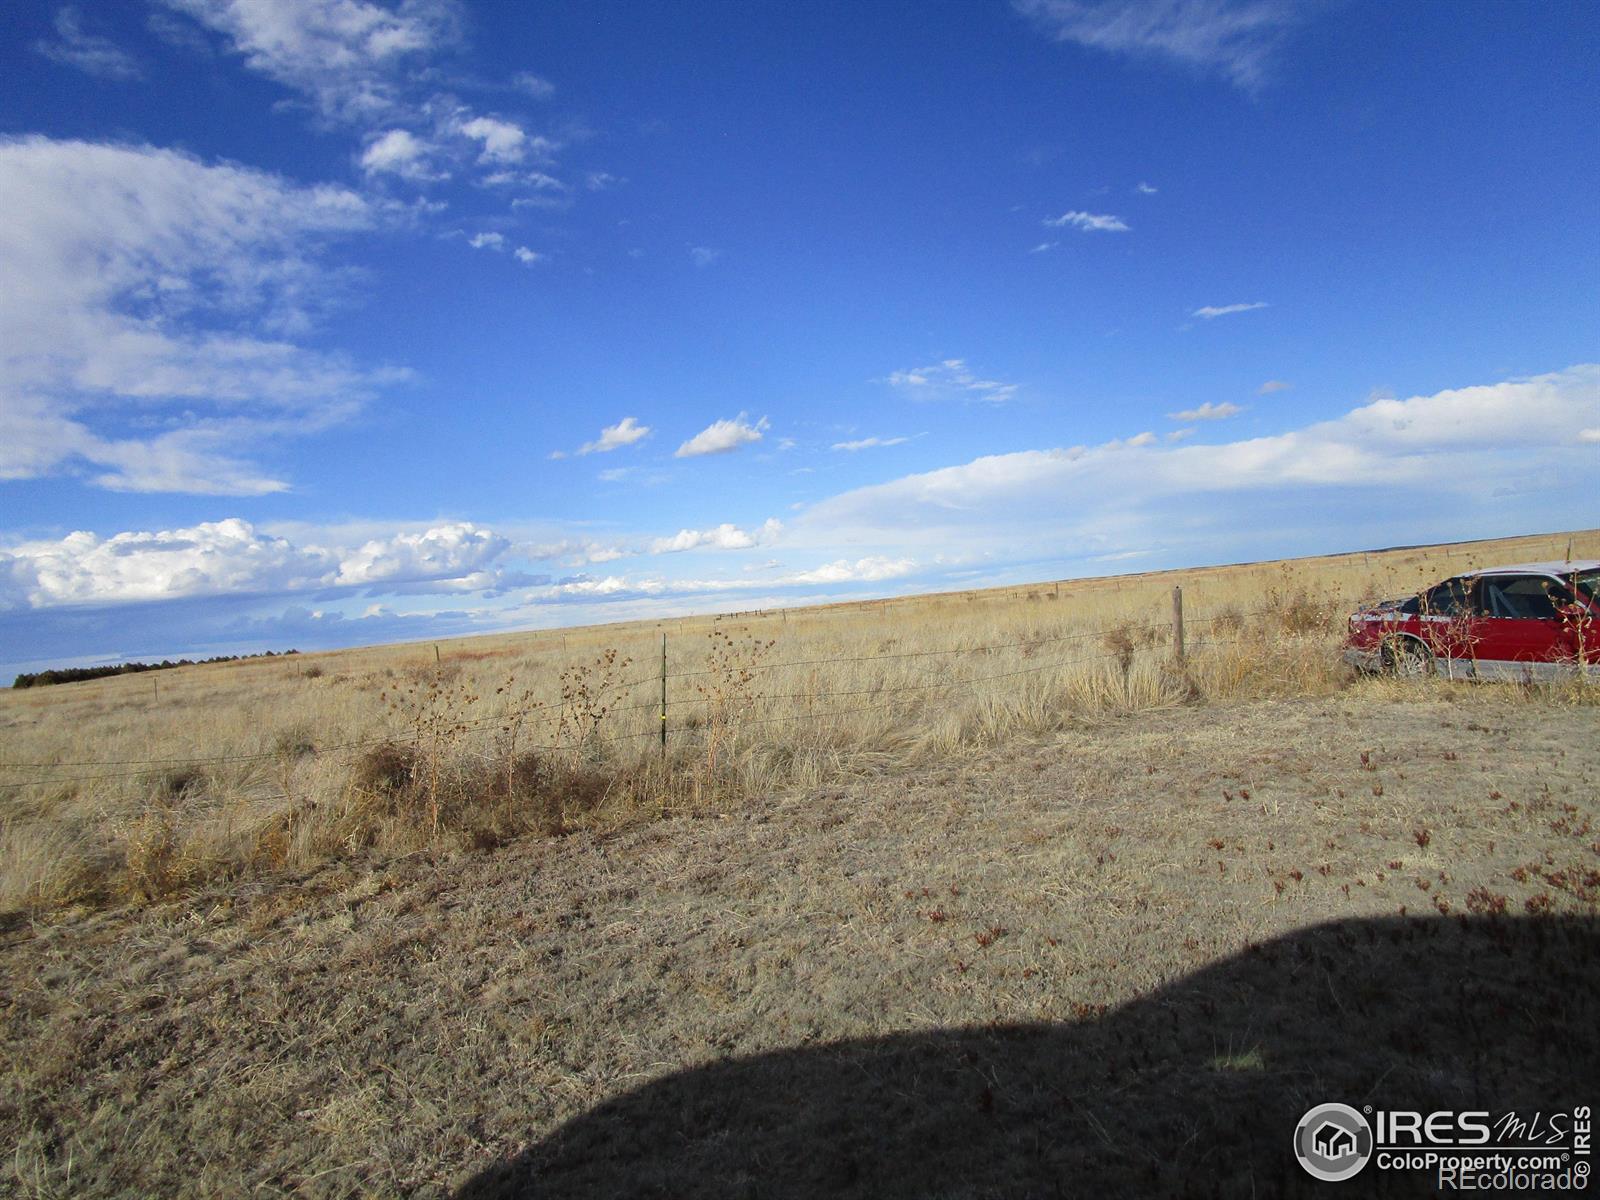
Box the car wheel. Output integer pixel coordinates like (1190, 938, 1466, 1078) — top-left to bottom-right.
(1383, 638, 1433, 679)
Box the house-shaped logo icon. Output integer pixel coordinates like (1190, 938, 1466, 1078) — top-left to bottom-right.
(1314, 1122, 1356, 1160)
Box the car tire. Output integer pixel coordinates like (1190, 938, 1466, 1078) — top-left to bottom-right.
(1382, 638, 1434, 679)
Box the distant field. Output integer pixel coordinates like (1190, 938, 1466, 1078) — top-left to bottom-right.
(1, 529, 1597, 1196)
(1, 527, 1595, 913)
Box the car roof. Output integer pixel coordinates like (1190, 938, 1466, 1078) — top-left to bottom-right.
(1462, 560, 1600, 578)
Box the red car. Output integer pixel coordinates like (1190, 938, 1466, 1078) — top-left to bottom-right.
(1346, 560, 1600, 681)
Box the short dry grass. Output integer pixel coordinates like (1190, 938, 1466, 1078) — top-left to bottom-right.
(1, 687, 1595, 1196)
(2, 528, 1593, 914)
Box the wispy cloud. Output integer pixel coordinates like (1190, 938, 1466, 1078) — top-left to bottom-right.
(35, 6, 144, 80)
(832, 435, 914, 452)
(1029, 241, 1059, 254)
(1193, 301, 1268, 319)
(156, 0, 572, 204)
(1015, 0, 1301, 91)
(675, 414, 769, 458)
(573, 416, 650, 456)
(1135, 181, 1158, 194)
(886, 359, 1019, 404)
(688, 245, 723, 267)
(0, 136, 405, 495)
(1257, 379, 1291, 394)
(513, 245, 541, 265)
(1044, 209, 1129, 233)
(1167, 401, 1243, 420)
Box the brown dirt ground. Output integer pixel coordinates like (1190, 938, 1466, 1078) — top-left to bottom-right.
(2, 686, 1597, 1198)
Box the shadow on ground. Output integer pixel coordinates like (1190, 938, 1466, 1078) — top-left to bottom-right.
(457, 915, 1598, 1198)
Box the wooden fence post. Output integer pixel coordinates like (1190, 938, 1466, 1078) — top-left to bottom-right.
(1172, 585, 1185, 661)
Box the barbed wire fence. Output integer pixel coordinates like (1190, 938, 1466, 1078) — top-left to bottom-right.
(0, 587, 1351, 793)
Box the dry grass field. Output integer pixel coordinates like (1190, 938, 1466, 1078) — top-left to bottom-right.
(2, 530, 1597, 1196)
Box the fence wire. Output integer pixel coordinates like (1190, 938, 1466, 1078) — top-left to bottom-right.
(0, 594, 1337, 789)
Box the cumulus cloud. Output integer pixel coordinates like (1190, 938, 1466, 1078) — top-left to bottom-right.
(1015, 0, 1301, 91)
(359, 128, 434, 177)
(1044, 209, 1130, 233)
(35, 6, 144, 80)
(886, 359, 1019, 404)
(458, 115, 529, 163)
(513, 245, 541, 265)
(0, 518, 515, 610)
(1193, 301, 1268, 319)
(649, 519, 782, 554)
(468, 231, 505, 250)
(1167, 401, 1243, 421)
(574, 416, 651, 456)
(0, 136, 405, 494)
(675, 414, 769, 458)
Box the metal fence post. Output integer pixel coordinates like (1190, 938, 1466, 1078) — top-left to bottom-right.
(1172, 585, 1185, 661)
(660, 633, 667, 759)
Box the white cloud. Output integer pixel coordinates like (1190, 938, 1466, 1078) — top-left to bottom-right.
(359, 128, 434, 177)
(576, 416, 651, 456)
(1135, 181, 1158, 194)
(0, 518, 517, 610)
(1044, 210, 1129, 232)
(1015, 0, 1300, 91)
(649, 519, 782, 554)
(35, 7, 144, 80)
(886, 358, 1019, 404)
(1167, 401, 1243, 420)
(1029, 241, 1059, 254)
(1257, 379, 1291, 394)
(512, 71, 555, 98)
(787, 557, 917, 584)
(1124, 431, 1158, 447)
(159, 0, 451, 125)
(334, 522, 509, 586)
(0, 136, 403, 495)
(458, 115, 528, 163)
(833, 435, 913, 452)
(675, 414, 769, 458)
(1193, 301, 1268, 319)
(689, 245, 722, 267)
(798, 366, 1600, 553)
(1580, 428, 1600, 444)
(513, 246, 541, 264)
(585, 171, 621, 190)
(468, 231, 505, 250)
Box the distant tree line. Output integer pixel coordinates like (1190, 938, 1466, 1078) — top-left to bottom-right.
(12, 649, 298, 690)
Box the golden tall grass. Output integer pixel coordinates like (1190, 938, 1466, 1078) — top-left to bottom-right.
(1, 528, 1593, 913)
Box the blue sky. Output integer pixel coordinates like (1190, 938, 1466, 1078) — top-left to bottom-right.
(1, 0, 1596, 677)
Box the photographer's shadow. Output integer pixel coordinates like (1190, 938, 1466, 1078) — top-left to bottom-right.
(458, 915, 1598, 1198)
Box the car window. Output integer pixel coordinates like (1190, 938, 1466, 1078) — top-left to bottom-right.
(1478, 575, 1572, 620)
(1568, 568, 1599, 603)
(1421, 578, 1472, 616)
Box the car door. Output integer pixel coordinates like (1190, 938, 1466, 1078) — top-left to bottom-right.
(1415, 576, 1483, 676)
(1472, 574, 1573, 679)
